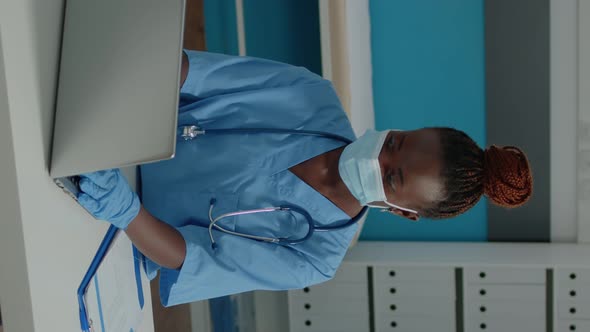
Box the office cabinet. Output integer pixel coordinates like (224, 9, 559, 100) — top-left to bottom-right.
(463, 266, 545, 332)
(288, 264, 369, 332)
(373, 266, 455, 332)
(285, 243, 590, 332)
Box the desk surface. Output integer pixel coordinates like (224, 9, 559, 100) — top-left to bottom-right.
(0, 1, 154, 331)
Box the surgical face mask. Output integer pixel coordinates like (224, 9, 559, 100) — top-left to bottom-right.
(338, 129, 418, 215)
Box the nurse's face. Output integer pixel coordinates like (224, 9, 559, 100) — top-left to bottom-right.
(376, 128, 444, 220)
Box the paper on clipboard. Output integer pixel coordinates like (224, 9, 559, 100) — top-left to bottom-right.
(83, 231, 146, 332)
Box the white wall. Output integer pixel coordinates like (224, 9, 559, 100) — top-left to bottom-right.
(318, 0, 374, 137)
(0, 25, 36, 332)
(0, 1, 153, 331)
(550, 0, 579, 242)
(578, 0, 590, 242)
(343, 0, 374, 137)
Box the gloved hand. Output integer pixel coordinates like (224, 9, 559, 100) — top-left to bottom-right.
(77, 169, 141, 230)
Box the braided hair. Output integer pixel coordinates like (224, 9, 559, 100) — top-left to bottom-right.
(421, 127, 533, 219)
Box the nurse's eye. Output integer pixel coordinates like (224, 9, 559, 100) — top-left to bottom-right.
(388, 173, 396, 192)
(387, 136, 395, 149)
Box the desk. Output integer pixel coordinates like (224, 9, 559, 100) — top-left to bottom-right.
(0, 1, 154, 331)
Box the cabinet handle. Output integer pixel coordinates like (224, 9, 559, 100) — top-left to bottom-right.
(479, 289, 486, 296)
(304, 303, 311, 310)
(305, 320, 312, 326)
(479, 272, 486, 279)
(570, 273, 577, 280)
(480, 306, 486, 313)
(570, 307, 577, 314)
(390, 304, 397, 311)
(389, 270, 396, 277)
(570, 290, 577, 297)
(480, 323, 487, 329)
(390, 321, 397, 328)
(570, 324, 576, 331)
(303, 287, 310, 293)
(390, 287, 397, 294)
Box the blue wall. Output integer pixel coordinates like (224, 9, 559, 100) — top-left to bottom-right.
(203, 0, 239, 55)
(359, 0, 487, 241)
(204, 0, 321, 75)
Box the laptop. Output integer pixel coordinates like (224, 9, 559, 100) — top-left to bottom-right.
(51, 0, 186, 198)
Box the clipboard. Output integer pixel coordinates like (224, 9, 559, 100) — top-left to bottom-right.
(77, 225, 146, 332)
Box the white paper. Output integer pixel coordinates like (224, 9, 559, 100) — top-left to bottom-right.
(84, 232, 145, 332)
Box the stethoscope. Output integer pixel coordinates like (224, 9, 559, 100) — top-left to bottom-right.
(179, 125, 368, 248)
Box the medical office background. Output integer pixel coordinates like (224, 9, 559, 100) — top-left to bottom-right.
(186, 0, 581, 331)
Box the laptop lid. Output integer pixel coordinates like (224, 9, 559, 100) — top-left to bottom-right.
(50, 0, 185, 178)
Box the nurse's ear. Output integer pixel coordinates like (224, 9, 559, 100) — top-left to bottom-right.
(386, 207, 419, 222)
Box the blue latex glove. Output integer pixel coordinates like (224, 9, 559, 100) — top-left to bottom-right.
(77, 169, 141, 230)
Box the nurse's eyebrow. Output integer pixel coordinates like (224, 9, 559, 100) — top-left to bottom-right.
(398, 168, 404, 186)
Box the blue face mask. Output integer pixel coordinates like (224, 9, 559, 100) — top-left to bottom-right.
(338, 129, 418, 215)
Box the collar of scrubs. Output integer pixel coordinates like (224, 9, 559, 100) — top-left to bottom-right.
(269, 136, 351, 176)
(276, 170, 353, 227)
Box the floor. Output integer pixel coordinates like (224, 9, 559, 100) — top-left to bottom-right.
(150, 0, 206, 331)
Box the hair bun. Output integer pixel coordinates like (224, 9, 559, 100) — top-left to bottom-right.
(483, 145, 533, 208)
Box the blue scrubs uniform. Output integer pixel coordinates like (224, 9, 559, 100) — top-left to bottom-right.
(140, 50, 358, 306)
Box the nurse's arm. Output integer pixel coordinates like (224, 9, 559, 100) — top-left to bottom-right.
(180, 50, 326, 98)
(125, 205, 186, 270)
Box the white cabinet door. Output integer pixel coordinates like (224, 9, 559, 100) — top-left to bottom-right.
(554, 267, 590, 322)
(373, 266, 456, 332)
(463, 266, 546, 332)
(288, 264, 369, 332)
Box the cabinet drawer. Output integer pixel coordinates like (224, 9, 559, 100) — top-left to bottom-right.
(464, 284, 545, 301)
(376, 314, 455, 332)
(374, 266, 454, 283)
(555, 319, 590, 332)
(374, 280, 455, 300)
(465, 315, 544, 332)
(290, 283, 368, 301)
(555, 283, 590, 301)
(289, 295, 368, 315)
(555, 268, 590, 284)
(464, 266, 545, 284)
(556, 301, 590, 319)
(374, 296, 454, 316)
(464, 299, 545, 318)
(289, 313, 369, 332)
